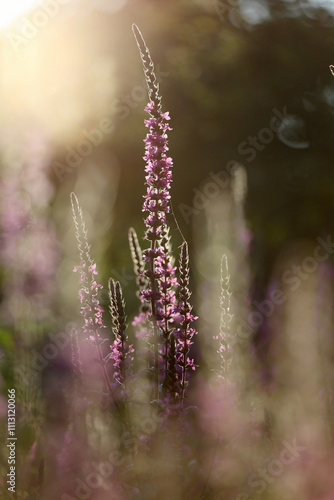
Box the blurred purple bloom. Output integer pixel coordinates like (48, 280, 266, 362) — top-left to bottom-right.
(0, 131, 58, 325)
(216, 254, 234, 381)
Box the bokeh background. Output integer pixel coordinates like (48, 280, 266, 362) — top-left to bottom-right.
(0, 0, 334, 315)
(2, 0, 333, 346)
(1, 0, 334, 498)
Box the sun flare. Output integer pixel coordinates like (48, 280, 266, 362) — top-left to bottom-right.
(0, 0, 42, 29)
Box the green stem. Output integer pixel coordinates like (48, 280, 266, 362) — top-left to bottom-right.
(93, 329, 124, 422)
(180, 327, 188, 402)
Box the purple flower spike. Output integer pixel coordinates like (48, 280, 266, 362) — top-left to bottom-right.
(142, 103, 173, 243)
(108, 278, 134, 392)
(132, 24, 175, 399)
(71, 193, 106, 344)
(155, 226, 178, 376)
(71, 192, 120, 413)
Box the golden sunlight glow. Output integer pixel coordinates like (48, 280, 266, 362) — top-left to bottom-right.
(0, 1, 118, 147)
(0, 0, 42, 29)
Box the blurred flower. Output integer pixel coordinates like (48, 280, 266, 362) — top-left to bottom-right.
(0, 131, 58, 329)
(215, 254, 234, 381)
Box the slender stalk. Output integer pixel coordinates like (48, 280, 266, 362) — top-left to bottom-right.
(150, 240, 159, 401)
(71, 192, 126, 424)
(177, 242, 197, 402)
(132, 25, 174, 402)
(180, 343, 187, 402)
(94, 331, 114, 399)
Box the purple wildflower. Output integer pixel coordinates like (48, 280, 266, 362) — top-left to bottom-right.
(133, 25, 198, 406)
(71, 193, 119, 408)
(133, 24, 175, 398)
(142, 107, 173, 242)
(71, 193, 106, 344)
(108, 278, 134, 391)
(155, 226, 179, 378)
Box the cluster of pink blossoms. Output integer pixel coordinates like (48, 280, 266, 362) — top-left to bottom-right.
(130, 24, 199, 404)
(141, 100, 175, 310)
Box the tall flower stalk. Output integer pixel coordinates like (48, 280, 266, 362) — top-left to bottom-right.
(128, 227, 150, 314)
(71, 26, 198, 419)
(156, 226, 178, 379)
(108, 278, 134, 395)
(70, 193, 118, 408)
(132, 24, 174, 400)
(176, 242, 197, 402)
(216, 254, 234, 383)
